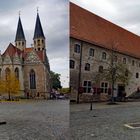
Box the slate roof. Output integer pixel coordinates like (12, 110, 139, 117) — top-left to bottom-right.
(70, 2, 140, 59)
(15, 17, 26, 41)
(33, 13, 45, 39)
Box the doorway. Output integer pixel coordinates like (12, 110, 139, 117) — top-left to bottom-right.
(117, 84, 125, 97)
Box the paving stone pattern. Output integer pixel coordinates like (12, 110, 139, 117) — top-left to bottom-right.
(0, 100, 69, 140)
(70, 102, 140, 140)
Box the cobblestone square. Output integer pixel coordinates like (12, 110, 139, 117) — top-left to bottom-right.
(70, 102, 140, 140)
(0, 100, 69, 140)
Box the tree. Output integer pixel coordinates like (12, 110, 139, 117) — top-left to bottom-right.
(95, 44, 132, 103)
(0, 73, 20, 100)
(50, 71, 62, 90)
(59, 88, 70, 94)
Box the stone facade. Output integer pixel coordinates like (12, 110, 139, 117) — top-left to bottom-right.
(70, 3, 140, 102)
(70, 38, 140, 102)
(0, 13, 51, 99)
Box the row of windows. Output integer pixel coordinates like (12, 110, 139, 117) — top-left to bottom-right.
(16, 41, 24, 46)
(70, 60, 103, 72)
(74, 44, 106, 59)
(34, 39, 44, 46)
(74, 43, 140, 66)
(34, 47, 45, 51)
(83, 81, 109, 93)
(70, 60, 139, 78)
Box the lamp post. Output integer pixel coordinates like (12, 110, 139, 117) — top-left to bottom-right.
(90, 87, 94, 111)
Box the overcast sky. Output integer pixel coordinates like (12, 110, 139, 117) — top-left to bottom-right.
(70, 0, 140, 36)
(0, 0, 69, 87)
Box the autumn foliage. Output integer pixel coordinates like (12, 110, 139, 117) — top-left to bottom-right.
(0, 73, 20, 100)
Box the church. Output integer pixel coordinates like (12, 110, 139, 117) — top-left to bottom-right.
(70, 2, 140, 102)
(0, 12, 51, 99)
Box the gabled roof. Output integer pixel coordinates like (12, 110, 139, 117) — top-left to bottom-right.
(33, 13, 45, 39)
(70, 2, 140, 59)
(2, 43, 46, 63)
(24, 48, 44, 62)
(3, 43, 22, 57)
(15, 16, 26, 41)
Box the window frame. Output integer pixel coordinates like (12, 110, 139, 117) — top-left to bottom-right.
(70, 60, 75, 69)
(132, 60, 135, 66)
(100, 81, 109, 94)
(136, 73, 139, 78)
(89, 48, 95, 57)
(98, 65, 103, 73)
(123, 57, 127, 64)
(15, 67, 19, 80)
(85, 63, 90, 71)
(83, 81, 91, 93)
(30, 69, 36, 89)
(102, 52, 107, 60)
(74, 43, 81, 53)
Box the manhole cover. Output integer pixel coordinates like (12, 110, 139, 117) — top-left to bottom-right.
(124, 123, 140, 129)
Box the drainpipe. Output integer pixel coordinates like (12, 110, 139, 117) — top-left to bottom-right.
(77, 41, 83, 104)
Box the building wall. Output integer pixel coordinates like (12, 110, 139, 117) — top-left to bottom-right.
(23, 63, 49, 98)
(70, 38, 140, 102)
(0, 63, 24, 96)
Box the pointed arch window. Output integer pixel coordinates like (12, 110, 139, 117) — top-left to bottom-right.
(5, 68, 11, 80)
(0, 68, 1, 79)
(38, 39, 40, 46)
(15, 68, 19, 80)
(30, 69, 36, 89)
(42, 39, 44, 43)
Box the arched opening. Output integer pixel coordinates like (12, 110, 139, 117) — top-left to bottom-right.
(0, 68, 1, 79)
(30, 69, 36, 89)
(5, 68, 11, 80)
(15, 68, 19, 80)
(22, 42, 24, 46)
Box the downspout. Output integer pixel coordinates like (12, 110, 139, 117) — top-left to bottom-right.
(77, 41, 83, 103)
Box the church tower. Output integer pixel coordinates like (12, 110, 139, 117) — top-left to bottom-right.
(33, 12, 45, 51)
(15, 15, 26, 51)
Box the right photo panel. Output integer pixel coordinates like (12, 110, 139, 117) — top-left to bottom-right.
(70, 0, 140, 140)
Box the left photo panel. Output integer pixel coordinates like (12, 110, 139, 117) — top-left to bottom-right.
(0, 0, 69, 139)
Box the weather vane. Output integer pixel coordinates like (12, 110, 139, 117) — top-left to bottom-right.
(19, 11, 21, 16)
(37, 7, 39, 13)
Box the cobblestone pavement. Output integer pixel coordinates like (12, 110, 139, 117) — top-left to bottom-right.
(70, 101, 140, 140)
(0, 100, 69, 140)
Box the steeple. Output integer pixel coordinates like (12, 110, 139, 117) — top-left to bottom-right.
(33, 13, 45, 39)
(15, 14, 26, 51)
(33, 11, 45, 51)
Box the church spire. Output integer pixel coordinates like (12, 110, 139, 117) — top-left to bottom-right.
(33, 11, 46, 51)
(15, 15, 25, 41)
(15, 14, 26, 51)
(33, 12, 45, 39)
